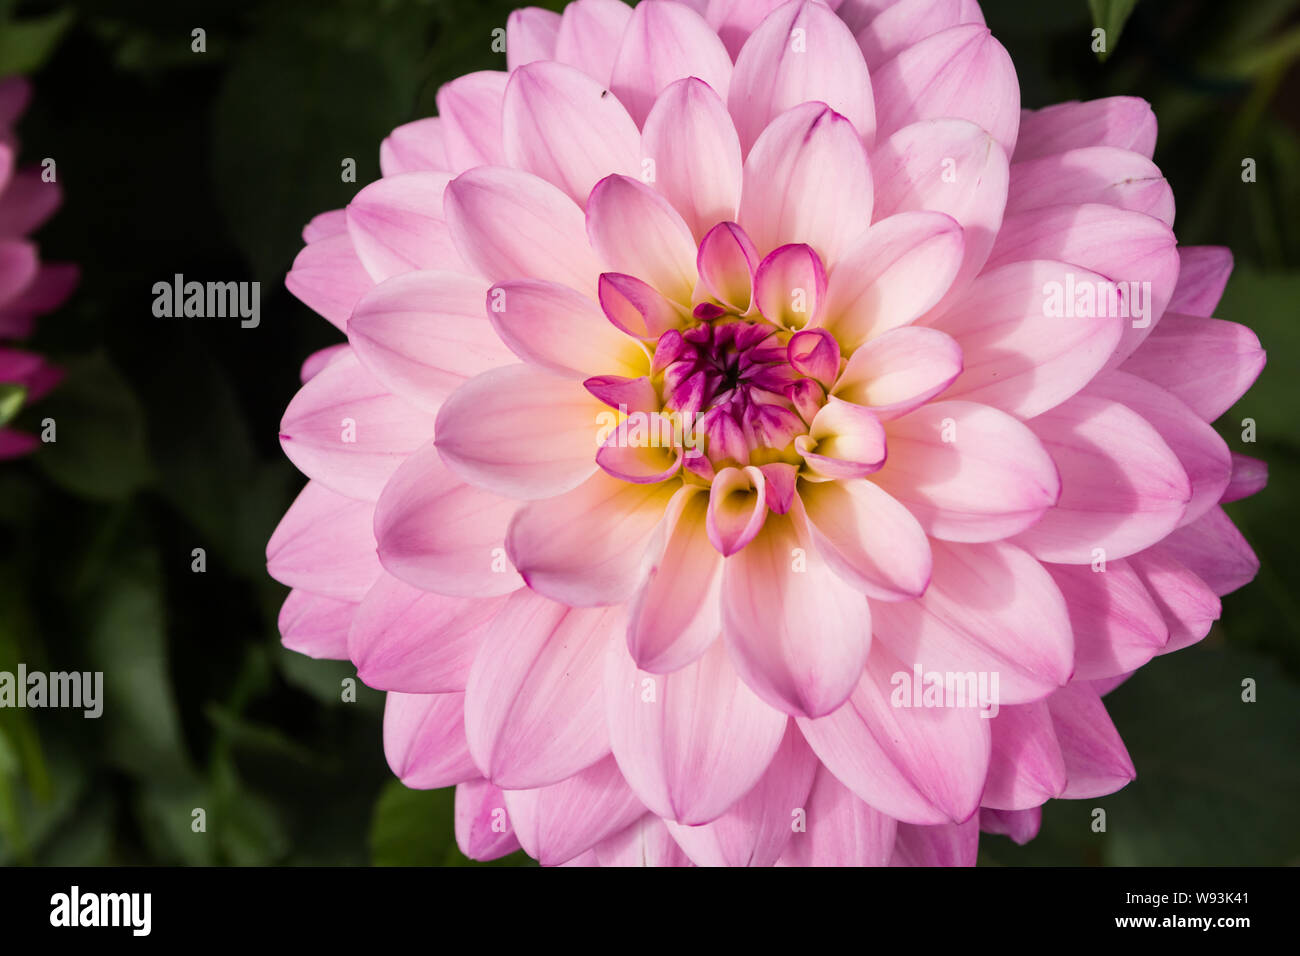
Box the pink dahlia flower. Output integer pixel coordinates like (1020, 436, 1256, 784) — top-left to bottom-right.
(0, 76, 76, 459)
(269, 0, 1267, 866)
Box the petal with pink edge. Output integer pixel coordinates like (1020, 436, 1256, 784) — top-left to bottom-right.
(643, 78, 742, 242)
(870, 120, 1009, 298)
(277, 589, 355, 660)
(605, 638, 788, 825)
(1014, 393, 1191, 563)
(802, 478, 931, 600)
(776, 764, 897, 866)
(1047, 683, 1136, 799)
(587, 174, 699, 304)
(728, 0, 875, 153)
(666, 721, 817, 866)
(871, 400, 1060, 543)
(434, 364, 604, 500)
(444, 166, 601, 295)
(508, 470, 676, 606)
(266, 482, 380, 601)
(871, 25, 1019, 156)
(721, 507, 872, 717)
(832, 325, 963, 420)
(1044, 559, 1168, 681)
(504, 755, 647, 866)
(797, 644, 991, 824)
(503, 61, 641, 207)
(1013, 96, 1156, 162)
(873, 539, 1073, 704)
(464, 590, 616, 788)
(383, 691, 479, 789)
(609, 0, 732, 127)
(1119, 315, 1265, 423)
(350, 573, 508, 693)
(739, 102, 873, 265)
(455, 779, 522, 861)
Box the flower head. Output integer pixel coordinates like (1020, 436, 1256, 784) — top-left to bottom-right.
(0, 76, 76, 459)
(270, 0, 1267, 866)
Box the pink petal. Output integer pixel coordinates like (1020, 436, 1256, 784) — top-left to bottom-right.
(627, 487, 723, 674)
(873, 539, 1073, 704)
(609, 0, 732, 127)
(721, 507, 872, 717)
(695, 221, 759, 312)
(383, 691, 479, 789)
(587, 174, 699, 303)
(821, 211, 965, 350)
(889, 816, 980, 866)
(284, 233, 373, 332)
(434, 364, 604, 499)
(797, 398, 887, 479)
(266, 482, 380, 601)
(856, 0, 985, 71)
(278, 349, 437, 501)
(277, 589, 355, 660)
(505, 6, 561, 70)
(1044, 560, 1168, 681)
(435, 71, 509, 170)
(350, 573, 508, 693)
(871, 400, 1060, 542)
(1014, 393, 1191, 563)
(1014, 96, 1156, 162)
(507, 470, 676, 606)
(373, 438, 525, 598)
(444, 166, 601, 295)
(728, 0, 875, 153)
(488, 278, 645, 378)
(980, 701, 1066, 810)
(870, 120, 1009, 298)
(643, 78, 742, 243)
(707, 465, 768, 556)
(797, 643, 991, 824)
(605, 638, 788, 825)
(1047, 683, 1135, 799)
(921, 260, 1123, 418)
(666, 722, 818, 866)
(987, 204, 1179, 367)
(1087, 371, 1231, 528)
(555, 0, 634, 88)
(1129, 548, 1220, 654)
(871, 24, 1019, 157)
(776, 764, 896, 866)
(753, 243, 827, 331)
(832, 325, 962, 420)
(1007, 147, 1174, 225)
(1168, 245, 1233, 317)
(503, 755, 647, 865)
(345, 171, 461, 282)
(502, 61, 641, 206)
(802, 478, 931, 600)
(1119, 315, 1265, 423)
(348, 270, 508, 414)
(1221, 453, 1267, 503)
(455, 779, 522, 861)
(464, 590, 616, 788)
(706, 0, 792, 59)
(739, 102, 873, 265)
(379, 118, 450, 176)
(979, 806, 1041, 845)
(593, 814, 694, 866)
(1154, 506, 1259, 597)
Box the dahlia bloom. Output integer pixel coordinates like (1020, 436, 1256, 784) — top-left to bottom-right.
(0, 75, 75, 459)
(269, 0, 1267, 866)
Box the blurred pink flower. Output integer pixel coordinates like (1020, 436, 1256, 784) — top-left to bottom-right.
(0, 76, 76, 459)
(269, 0, 1266, 866)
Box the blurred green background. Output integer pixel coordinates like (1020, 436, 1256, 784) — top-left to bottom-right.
(0, 0, 1296, 866)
